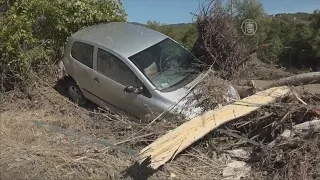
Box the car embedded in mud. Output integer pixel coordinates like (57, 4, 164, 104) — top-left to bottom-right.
(60, 22, 240, 119)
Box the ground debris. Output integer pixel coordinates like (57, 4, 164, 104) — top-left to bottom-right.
(129, 83, 319, 179)
(222, 160, 251, 180)
(225, 149, 251, 161)
(1, 64, 320, 180)
(136, 86, 291, 170)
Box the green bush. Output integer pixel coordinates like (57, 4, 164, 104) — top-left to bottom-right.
(0, 0, 127, 92)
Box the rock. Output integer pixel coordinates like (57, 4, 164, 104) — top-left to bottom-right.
(170, 172, 177, 179)
(280, 129, 294, 138)
(226, 149, 250, 160)
(222, 160, 251, 180)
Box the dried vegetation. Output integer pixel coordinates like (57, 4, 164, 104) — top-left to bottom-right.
(1, 78, 319, 180)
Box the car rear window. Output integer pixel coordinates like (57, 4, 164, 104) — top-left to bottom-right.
(71, 42, 94, 68)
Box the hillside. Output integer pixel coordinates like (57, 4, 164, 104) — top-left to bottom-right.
(272, 12, 313, 21)
(131, 12, 313, 28)
(129, 21, 193, 28)
(128, 22, 147, 27)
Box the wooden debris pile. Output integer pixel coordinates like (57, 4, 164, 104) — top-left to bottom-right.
(126, 72, 320, 179)
(136, 86, 293, 169)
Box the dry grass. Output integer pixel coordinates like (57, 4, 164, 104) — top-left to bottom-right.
(0, 111, 134, 180)
(0, 93, 135, 180)
(1, 82, 135, 179)
(1, 67, 319, 180)
(0, 79, 231, 180)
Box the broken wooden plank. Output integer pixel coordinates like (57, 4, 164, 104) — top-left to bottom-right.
(137, 86, 291, 170)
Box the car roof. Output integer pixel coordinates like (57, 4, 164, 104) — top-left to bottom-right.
(70, 22, 168, 58)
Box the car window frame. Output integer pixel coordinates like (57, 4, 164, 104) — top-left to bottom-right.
(94, 47, 152, 98)
(70, 41, 94, 69)
(128, 38, 198, 92)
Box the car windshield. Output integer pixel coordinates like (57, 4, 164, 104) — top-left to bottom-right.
(128, 38, 199, 91)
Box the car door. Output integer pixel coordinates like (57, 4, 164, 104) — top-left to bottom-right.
(67, 41, 95, 97)
(91, 48, 149, 117)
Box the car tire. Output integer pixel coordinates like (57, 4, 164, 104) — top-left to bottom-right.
(66, 80, 87, 106)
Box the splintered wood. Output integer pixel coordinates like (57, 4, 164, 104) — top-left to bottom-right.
(137, 86, 291, 170)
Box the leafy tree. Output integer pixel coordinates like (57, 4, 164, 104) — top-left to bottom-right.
(146, 20, 198, 50)
(233, 1, 319, 71)
(146, 20, 162, 30)
(0, 0, 127, 91)
(276, 10, 320, 71)
(233, 0, 273, 62)
(310, 10, 320, 29)
(181, 24, 198, 50)
(308, 10, 320, 71)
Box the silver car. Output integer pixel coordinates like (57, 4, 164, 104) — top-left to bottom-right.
(61, 22, 240, 119)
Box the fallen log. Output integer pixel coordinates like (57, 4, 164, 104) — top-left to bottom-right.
(261, 72, 320, 90)
(137, 86, 291, 170)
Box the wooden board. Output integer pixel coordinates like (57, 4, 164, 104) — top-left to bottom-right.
(137, 86, 291, 169)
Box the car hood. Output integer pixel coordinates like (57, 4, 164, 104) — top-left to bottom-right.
(159, 72, 240, 119)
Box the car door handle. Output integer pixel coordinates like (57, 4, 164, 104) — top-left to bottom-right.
(93, 77, 99, 83)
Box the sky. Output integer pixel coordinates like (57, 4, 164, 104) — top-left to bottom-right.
(121, 0, 320, 24)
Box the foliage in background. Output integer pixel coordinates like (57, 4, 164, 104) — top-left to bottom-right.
(276, 10, 320, 71)
(146, 20, 198, 51)
(234, 0, 272, 44)
(233, 1, 319, 71)
(146, 0, 320, 72)
(0, 0, 127, 92)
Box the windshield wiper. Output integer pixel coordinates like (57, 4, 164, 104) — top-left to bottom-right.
(161, 72, 195, 92)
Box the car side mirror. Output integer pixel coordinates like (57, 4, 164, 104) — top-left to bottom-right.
(124, 85, 135, 93)
(124, 86, 143, 94)
(135, 86, 143, 94)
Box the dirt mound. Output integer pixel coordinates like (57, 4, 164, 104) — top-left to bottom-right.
(240, 55, 294, 80)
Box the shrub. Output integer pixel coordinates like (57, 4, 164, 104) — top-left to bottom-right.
(0, 0, 127, 92)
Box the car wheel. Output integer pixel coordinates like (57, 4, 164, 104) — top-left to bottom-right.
(67, 80, 86, 106)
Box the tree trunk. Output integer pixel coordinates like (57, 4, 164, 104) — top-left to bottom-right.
(261, 72, 320, 90)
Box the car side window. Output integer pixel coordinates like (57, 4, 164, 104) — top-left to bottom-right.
(71, 42, 94, 69)
(97, 48, 143, 87)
